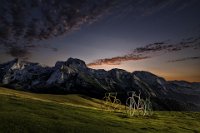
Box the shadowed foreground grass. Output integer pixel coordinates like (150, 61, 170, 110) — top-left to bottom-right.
(0, 87, 200, 133)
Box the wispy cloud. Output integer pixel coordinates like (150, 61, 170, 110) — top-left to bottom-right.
(134, 36, 200, 54)
(0, 43, 58, 60)
(111, 0, 199, 19)
(87, 55, 150, 66)
(168, 56, 200, 63)
(87, 36, 200, 66)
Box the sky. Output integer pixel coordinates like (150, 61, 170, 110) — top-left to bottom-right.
(0, 0, 200, 82)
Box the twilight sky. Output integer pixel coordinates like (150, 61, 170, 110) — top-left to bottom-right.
(0, 0, 200, 82)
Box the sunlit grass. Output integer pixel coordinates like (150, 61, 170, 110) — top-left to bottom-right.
(0, 87, 199, 133)
(0, 87, 103, 109)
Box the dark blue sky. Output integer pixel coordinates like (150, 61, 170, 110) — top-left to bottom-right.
(0, 0, 200, 81)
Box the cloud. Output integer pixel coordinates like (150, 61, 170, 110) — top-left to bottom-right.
(168, 56, 200, 62)
(87, 55, 150, 66)
(6, 46, 31, 60)
(134, 36, 200, 54)
(0, 43, 58, 60)
(88, 36, 200, 66)
(0, 0, 118, 59)
(133, 41, 169, 54)
(111, 0, 200, 19)
(1, 0, 199, 59)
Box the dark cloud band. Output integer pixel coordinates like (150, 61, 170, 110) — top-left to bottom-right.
(168, 56, 200, 63)
(0, 0, 117, 59)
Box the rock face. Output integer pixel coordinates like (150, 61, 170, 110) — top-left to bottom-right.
(0, 58, 200, 111)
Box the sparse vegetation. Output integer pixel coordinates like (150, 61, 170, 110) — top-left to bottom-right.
(0, 87, 200, 133)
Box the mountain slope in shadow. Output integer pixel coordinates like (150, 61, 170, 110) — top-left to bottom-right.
(0, 58, 200, 111)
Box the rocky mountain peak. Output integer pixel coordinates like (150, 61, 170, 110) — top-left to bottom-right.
(0, 58, 20, 70)
(133, 71, 166, 83)
(65, 58, 87, 69)
(55, 61, 65, 69)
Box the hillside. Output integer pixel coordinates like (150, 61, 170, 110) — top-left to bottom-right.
(0, 87, 200, 133)
(0, 58, 200, 111)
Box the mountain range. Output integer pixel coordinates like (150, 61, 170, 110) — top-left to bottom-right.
(0, 58, 200, 111)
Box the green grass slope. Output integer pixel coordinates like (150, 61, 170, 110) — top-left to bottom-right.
(0, 87, 200, 133)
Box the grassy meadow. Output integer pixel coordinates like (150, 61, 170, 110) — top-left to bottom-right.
(0, 87, 199, 133)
